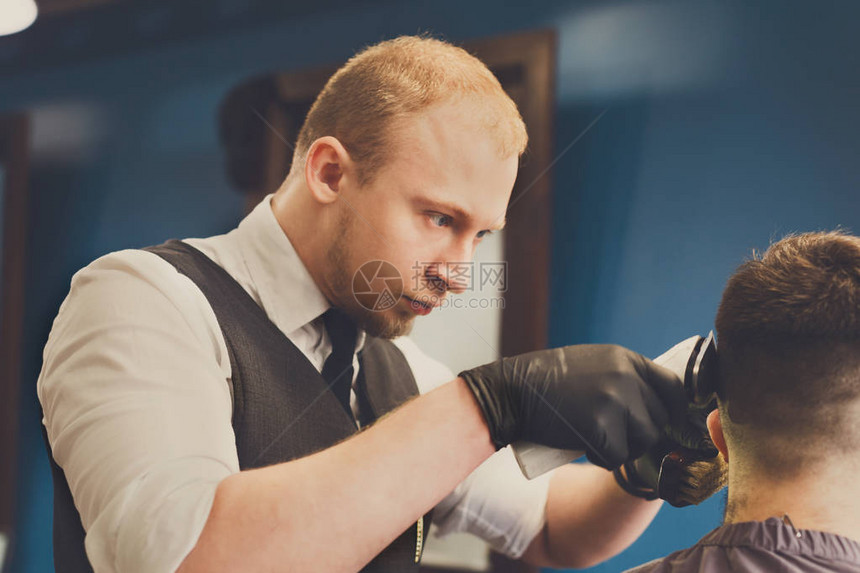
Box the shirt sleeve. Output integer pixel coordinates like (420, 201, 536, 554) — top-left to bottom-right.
(38, 249, 238, 573)
(392, 336, 554, 559)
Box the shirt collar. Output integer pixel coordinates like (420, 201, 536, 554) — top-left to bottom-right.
(234, 194, 330, 336)
(233, 194, 366, 352)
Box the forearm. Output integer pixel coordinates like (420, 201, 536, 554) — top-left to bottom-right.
(177, 377, 495, 573)
(525, 464, 662, 569)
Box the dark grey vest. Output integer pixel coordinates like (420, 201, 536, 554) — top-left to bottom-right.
(45, 239, 432, 572)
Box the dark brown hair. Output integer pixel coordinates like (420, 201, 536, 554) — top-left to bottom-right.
(715, 231, 860, 474)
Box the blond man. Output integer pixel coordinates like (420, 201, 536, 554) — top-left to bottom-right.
(40, 37, 685, 573)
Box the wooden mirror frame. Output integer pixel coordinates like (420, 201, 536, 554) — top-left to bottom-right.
(219, 29, 556, 572)
(0, 113, 31, 570)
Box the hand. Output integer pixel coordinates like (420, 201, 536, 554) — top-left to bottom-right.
(459, 345, 686, 469)
(616, 401, 723, 505)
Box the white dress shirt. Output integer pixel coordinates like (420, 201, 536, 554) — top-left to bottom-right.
(38, 195, 553, 573)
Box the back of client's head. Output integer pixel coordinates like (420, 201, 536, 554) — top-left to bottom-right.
(715, 231, 860, 479)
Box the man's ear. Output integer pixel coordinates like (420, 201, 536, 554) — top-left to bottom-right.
(303, 136, 355, 204)
(707, 408, 728, 462)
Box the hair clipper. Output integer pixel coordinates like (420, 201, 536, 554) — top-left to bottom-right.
(511, 334, 720, 500)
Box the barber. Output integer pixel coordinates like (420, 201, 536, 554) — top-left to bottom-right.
(39, 36, 685, 573)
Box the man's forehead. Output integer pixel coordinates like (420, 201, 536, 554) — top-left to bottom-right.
(390, 101, 499, 165)
(376, 104, 518, 229)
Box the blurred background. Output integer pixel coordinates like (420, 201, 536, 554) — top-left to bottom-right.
(1, 0, 859, 571)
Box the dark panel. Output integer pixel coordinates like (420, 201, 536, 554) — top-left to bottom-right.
(37, 0, 123, 15)
(0, 113, 31, 568)
(0, 0, 383, 76)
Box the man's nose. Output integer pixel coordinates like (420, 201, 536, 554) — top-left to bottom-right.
(425, 263, 467, 295)
(430, 242, 475, 295)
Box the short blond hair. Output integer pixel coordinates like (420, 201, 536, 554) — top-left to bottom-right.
(292, 35, 528, 185)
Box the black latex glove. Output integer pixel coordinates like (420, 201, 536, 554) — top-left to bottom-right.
(459, 345, 686, 470)
(617, 400, 721, 504)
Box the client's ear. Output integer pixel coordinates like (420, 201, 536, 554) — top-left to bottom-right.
(707, 409, 729, 462)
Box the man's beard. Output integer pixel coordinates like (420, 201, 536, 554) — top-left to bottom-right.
(327, 209, 415, 339)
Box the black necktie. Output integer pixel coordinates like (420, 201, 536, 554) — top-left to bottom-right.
(321, 308, 358, 420)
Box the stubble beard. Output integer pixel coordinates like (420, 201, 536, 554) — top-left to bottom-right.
(327, 209, 415, 340)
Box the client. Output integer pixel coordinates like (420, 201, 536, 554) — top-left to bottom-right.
(628, 231, 860, 572)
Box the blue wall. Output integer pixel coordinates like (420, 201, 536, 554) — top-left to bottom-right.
(3, 0, 860, 571)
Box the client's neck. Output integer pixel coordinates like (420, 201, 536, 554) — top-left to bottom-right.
(724, 456, 860, 543)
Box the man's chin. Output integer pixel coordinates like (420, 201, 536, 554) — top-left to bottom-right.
(359, 307, 415, 339)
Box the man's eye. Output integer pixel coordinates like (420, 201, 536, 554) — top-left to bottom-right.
(476, 230, 493, 240)
(429, 213, 453, 228)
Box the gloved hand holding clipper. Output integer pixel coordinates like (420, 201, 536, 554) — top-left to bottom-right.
(459, 345, 687, 470)
(613, 406, 727, 506)
(614, 333, 728, 507)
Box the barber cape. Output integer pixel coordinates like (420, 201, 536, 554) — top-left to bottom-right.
(627, 517, 860, 572)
